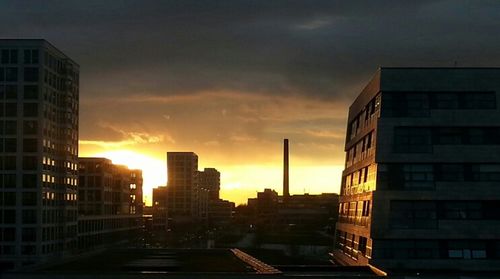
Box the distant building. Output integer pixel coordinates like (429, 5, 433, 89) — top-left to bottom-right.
(247, 190, 338, 231)
(152, 186, 168, 230)
(333, 68, 500, 271)
(129, 169, 143, 215)
(208, 199, 235, 226)
(77, 158, 142, 252)
(0, 39, 79, 269)
(198, 168, 220, 201)
(166, 152, 199, 220)
(277, 193, 338, 230)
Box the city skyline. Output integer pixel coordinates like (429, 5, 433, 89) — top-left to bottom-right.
(2, 1, 500, 206)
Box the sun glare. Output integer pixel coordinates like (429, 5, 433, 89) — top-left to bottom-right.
(93, 150, 166, 206)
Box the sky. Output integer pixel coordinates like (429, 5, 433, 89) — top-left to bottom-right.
(2, 0, 500, 205)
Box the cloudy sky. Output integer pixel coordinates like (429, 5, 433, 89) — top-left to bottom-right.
(2, 0, 499, 204)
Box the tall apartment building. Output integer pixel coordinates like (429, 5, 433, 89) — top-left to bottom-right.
(198, 168, 220, 201)
(77, 158, 142, 252)
(0, 40, 79, 269)
(166, 152, 199, 220)
(129, 169, 143, 215)
(333, 68, 500, 271)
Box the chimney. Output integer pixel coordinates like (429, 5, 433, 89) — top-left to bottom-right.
(283, 138, 290, 200)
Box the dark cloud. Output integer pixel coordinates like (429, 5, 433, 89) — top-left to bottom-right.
(3, 0, 499, 102)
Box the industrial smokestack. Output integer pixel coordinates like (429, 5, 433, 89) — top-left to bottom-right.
(283, 138, 290, 200)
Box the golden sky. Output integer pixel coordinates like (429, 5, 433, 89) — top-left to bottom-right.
(79, 91, 349, 205)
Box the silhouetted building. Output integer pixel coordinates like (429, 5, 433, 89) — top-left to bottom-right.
(0, 39, 79, 269)
(333, 67, 500, 271)
(166, 152, 199, 221)
(247, 190, 338, 231)
(77, 158, 142, 252)
(277, 193, 338, 230)
(208, 199, 235, 226)
(129, 169, 143, 215)
(198, 168, 220, 201)
(152, 186, 168, 230)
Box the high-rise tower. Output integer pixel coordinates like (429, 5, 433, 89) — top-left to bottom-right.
(0, 40, 79, 269)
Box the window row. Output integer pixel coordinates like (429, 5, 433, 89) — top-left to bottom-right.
(378, 163, 500, 190)
(382, 91, 497, 117)
(0, 174, 37, 188)
(338, 200, 371, 227)
(0, 191, 39, 206)
(0, 138, 38, 153)
(0, 102, 38, 117)
(394, 126, 500, 153)
(335, 230, 371, 260)
(389, 200, 500, 229)
(0, 85, 39, 100)
(1, 49, 39, 65)
(0, 209, 37, 224)
(373, 239, 499, 260)
(0, 67, 39, 82)
(346, 131, 374, 166)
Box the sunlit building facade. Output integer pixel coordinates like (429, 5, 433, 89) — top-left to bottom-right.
(333, 68, 500, 271)
(0, 39, 79, 269)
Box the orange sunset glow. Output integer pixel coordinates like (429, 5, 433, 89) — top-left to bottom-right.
(78, 91, 348, 206)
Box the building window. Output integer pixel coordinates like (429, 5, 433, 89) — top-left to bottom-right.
(23, 120, 38, 135)
(23, 138, 38, 152)
(472, 164, 500, 181)
(436, 164, 464, 181)
(448, 240, 487, 259)
(3, 174, 16, 188)
(435, 127, 463, 144)
(23, 174, 37, 188)
(24, 85, 38, 100)
(403, 164, 434, 189)
(4, 138, 17, 152)
(23, 49, 39, 64)
(1, 49, 18, 64)
(3, 156, 16, 170)
(390, 201, 437, 229)
(23, 67, 39, 82)
(23, 103, 38, 117)
(394, 127, 432, 153)
(22, 192, 37, 206)
(5, 85, 17, 100)
(23, 156, 37, 170)
(5, 67, 17, 82)
(22, 210, 37, 224)
(5, 102, 17, 117)
(432, 93, 459, 109)
(461, 92, 496, 109)
(442, 201, 482, 220)
(22, 228, 36, 242)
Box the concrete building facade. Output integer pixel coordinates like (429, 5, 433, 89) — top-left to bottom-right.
(333, 68, 500, 271)
(0, 39, 79, 269)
